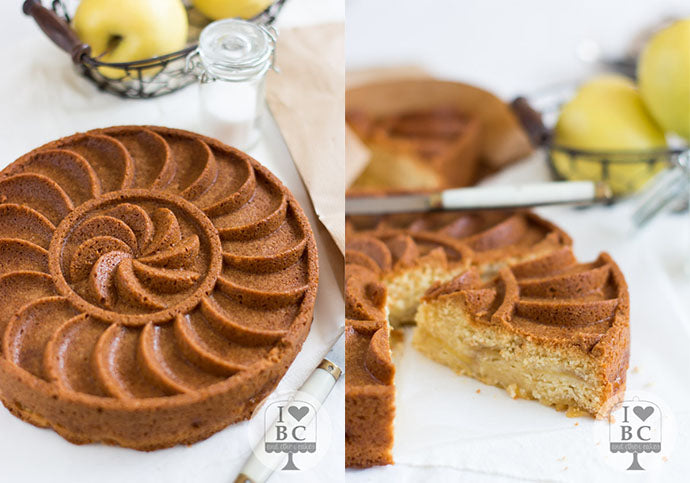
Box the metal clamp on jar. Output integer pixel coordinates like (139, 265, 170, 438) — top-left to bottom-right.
(187, 19, 277, 150)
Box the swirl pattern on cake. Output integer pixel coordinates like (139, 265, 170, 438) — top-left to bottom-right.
(422, 247, 629, 352)
(346, 211, 572, 327)
(347, 210, 571, 269)
(0, 126, 317, 449)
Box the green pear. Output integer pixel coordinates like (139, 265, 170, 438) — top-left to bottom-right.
(638, 19, 690, 140)
(553, 75, 667, 195)
(555, 75, 666, 151)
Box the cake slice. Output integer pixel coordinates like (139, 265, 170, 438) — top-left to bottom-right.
(413, 248, 630, 415)
(347, 108, 481, 191)
(345, 238, 395, 467)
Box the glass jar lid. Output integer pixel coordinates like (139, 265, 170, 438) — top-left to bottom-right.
(198, 19, 275, 80)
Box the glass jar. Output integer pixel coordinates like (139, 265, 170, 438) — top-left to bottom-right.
(187, 19, 277, 150)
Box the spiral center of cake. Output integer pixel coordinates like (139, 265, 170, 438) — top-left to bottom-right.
(48, 189, 223, 325)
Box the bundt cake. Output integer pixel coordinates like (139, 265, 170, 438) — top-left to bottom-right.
(346, 108, 481, 192)
(345, 210, 630, 468)
(0, 126, 318, 450)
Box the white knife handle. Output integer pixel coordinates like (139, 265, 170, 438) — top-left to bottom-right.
(440, 181, 610, 209)
(234, 359, 342, 483)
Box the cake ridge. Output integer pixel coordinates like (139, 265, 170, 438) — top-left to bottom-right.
(345, 231, 395, 467)
(422, 249, 627, 351)
(0, 126, 318, 450)
(348, 210, 570, 267)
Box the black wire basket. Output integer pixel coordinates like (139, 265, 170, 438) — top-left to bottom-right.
(23, 0, 286, 99)
(546, 145, 685, 196)
(511, 97, 687, 198)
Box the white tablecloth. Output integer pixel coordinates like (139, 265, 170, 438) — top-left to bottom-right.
(347, 1, 690, 481)
(0, 1, 345, 482)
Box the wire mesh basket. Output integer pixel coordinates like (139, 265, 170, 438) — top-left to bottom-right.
(23, 0, 286, 99)
(546, 145, 685, 196)
(511, 96, 688, 198)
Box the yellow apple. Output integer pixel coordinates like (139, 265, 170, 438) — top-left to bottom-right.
(73, 0, 188, 78)
(192, 0, 274, 20)
(638, 19, 690, 140)
(553, 75, 667, 195)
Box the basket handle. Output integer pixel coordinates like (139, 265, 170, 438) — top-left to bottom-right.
(23, 0, 91, 64)
(510, 96, 551, 148)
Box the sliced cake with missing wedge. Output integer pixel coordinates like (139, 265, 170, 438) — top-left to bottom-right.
(344, 210, 631, 468)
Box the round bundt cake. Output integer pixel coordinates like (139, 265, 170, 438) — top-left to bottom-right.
(0, 126, 318, 450)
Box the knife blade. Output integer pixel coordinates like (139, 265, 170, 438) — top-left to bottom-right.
(346, 181, 612, 215)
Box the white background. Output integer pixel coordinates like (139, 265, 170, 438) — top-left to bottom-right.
(0, 1, 345, 482)
(347, 1, 690, 482)
(347, 0, 690, 100)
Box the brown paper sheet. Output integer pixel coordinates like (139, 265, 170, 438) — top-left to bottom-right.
(266, 23, 345, 255)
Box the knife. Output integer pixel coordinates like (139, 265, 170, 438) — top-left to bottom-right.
(346, 181, 612, 215)
(234, 329, 344, 483)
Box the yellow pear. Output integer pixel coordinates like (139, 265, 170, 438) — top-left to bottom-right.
(553, 75, 668, 195)
(192, 0, 274, 20)
(73, 0, 188, 79)
(638, 19, 690, 140)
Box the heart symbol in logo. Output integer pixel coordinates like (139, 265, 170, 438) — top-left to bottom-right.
(288, 405, 309, 422)
(633, 405, 654, 422)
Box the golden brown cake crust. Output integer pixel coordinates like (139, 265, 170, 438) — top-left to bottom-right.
(345, 209, 630, 466)
(423, 250, 630, 396)
(347, 210, 572, 271)
(345, 235, 395, 468)
(0, 126, 318, 450)
(416, 248, 629, 415)
(346, 80, 534, 177)
(347, 108, 482, 191)
(422, 249, 629, 350)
